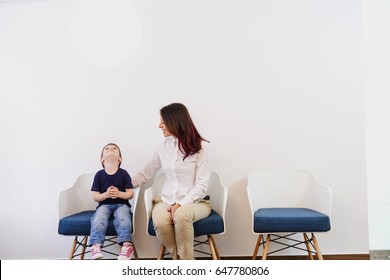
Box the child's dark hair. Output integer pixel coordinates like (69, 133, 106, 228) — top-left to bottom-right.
(100, 143, 122, 168)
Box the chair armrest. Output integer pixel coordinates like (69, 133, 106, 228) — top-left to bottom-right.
(208, 172, 228, 220)
(144, 187, 154, 221)
(312, 182, 332, 217)
(58, 186, 78, 219)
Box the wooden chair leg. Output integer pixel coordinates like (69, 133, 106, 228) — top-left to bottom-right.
(311, 233, 324, 260)
(303, 233, 314, 260)
(252, 235, 263, 260)
(68, 236, 88, 260)
(157, 244, 166, 260)
(68, 237, 78, 260)
(208, 235, 220, 260)
(261, 234, 271, 260)
(80, 236, 88, 260)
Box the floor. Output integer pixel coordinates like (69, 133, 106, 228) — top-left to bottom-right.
(370, 250, 390, 260)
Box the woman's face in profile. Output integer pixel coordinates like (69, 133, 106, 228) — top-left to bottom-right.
(159, 118, 173, 137)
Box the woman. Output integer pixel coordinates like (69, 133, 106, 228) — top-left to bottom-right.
(132, 103, 211, 260)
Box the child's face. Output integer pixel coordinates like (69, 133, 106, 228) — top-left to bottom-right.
(101, 144, 122, 166)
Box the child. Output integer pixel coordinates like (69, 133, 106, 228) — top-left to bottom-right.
(89, 143, 134, 260)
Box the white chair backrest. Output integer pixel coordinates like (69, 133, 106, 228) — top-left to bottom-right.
(59, 173, 96, 219)
(247, 169, 332, 217)
(207, 172, 228, 222)
(144, 171, 228, 235)
(144, 172, 165, 223)
(130, 187, 140, 235)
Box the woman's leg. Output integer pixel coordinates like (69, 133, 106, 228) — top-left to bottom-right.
(173, 201, 211, 260)
(90, 205, 111, 246)
(152, 198, 179, 259)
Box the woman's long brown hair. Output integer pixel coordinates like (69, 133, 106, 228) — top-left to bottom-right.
(160, 103, 208, 160)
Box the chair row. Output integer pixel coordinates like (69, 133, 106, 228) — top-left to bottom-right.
(58, 169, 332, 260)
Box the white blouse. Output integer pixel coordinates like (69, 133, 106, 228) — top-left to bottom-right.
(132, 136, 211, 205)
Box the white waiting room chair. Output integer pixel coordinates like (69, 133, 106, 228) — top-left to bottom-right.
(247, 168, 332, 260)
(58, 173, 139, 259)
(144, 171, 228, 259)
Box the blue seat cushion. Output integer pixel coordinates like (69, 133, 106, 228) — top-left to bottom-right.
(253, 208, 330, 233)
(148, 209, 224, 237)
(58, 210, 117, 236)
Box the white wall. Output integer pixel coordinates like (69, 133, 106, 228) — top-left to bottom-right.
(363, 0, 390, 250)
(0, 0, 369, 259)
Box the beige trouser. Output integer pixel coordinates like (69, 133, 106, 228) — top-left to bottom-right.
(152, 196, 211, 260)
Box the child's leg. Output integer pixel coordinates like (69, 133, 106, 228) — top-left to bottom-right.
(90, 205, 111, 246)
(113, 204, 132, 244)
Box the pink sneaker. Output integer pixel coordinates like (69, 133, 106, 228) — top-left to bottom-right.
(118, 242, 134, 260)
(91, 244, 104, 260)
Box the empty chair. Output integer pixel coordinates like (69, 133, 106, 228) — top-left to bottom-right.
(144, 171, 227, 260)
(58, 173, 139, 259)
(247, 168, 332, 260)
